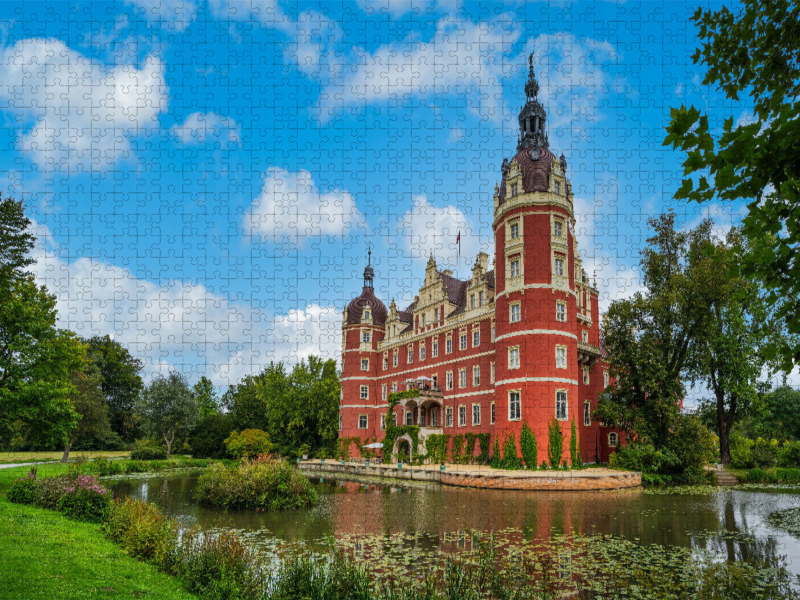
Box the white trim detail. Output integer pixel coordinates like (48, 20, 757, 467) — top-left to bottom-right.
(340, 404, 390, 409)
(495, 329, 577, 342)
(376, 350, 496, 381)
(495, 377, 579, 386)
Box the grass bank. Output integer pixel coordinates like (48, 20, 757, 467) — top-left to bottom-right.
(0, 498, 197, 600)
(0, 450, 130, 464)
(731, 467, 800, 485)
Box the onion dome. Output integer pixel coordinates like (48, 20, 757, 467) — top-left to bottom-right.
(346, 248, 387, 326)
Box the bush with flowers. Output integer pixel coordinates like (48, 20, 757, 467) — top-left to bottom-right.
(55, 474, 112, 522)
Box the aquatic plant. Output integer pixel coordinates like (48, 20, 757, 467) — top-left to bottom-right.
(105, 497, 179, 567)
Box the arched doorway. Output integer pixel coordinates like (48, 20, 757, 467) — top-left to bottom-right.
(392, 433, 414, 462)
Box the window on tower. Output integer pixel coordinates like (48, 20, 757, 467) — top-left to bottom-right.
(509, 347, 520, 369)
(556, 301, 567, 322)
(556, 390, 568, 420)
(582, 330, 588, 343)
(511, 183, 518, 197)
(510, 258, 520, 277)
(510, 302, 521, 323)
(362, 331, 370, 343)
(584, 401, 591, 426)
(361, 358, 369, 371)
(510, 222, 519, 240)
(509, 391, 521, 421)
(554, 220, 564, 237)
(554, 258, 565, 277)
(555, 181, 561, 195)
(556, 346, 567, 369)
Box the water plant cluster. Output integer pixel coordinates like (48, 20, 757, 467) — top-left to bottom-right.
(195, 455, 318, 510)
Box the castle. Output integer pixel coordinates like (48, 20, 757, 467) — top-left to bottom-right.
(339, 55, 618, 465)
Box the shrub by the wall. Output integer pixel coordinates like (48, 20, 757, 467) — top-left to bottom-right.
(195, 456, 317, 511)
(520, 422, 538, 469)
(500, 433, 523, 470)
(548, 420, 564, 468)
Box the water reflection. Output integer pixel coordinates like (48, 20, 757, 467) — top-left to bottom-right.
(108, 473, 800, 574)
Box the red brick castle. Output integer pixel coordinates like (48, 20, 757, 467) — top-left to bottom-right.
(340, 55, 618, 465)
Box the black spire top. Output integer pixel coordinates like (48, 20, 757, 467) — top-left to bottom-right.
(517, 49, 548, 152)
(363, 244, 374, 289)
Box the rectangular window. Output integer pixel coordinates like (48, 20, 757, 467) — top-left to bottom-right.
(556, 301, 567, 322)
(473, 329, 480, 347)
(408, 346, 413, 363)
(491, 362, 495, 383)
(556, 390, 568, 420)
(360, 386, 369, 400)
(554, 220, 563, 237)
(554, 257, 564, 276)
(511, 183, 518, 197)
(491, 324, 495, 341)
(609, 433, 618, 447)
(393, 351, 398, 367)
(509, 347, 520, 369)
(392, 382, 397, 393)
(479, 291, 485, 306)
(362, 331, 371, 343)
(555, 181, 561, 195)
(460, 332, 467, 350)
(446, 371, 453, 390)
(406, 411, 413, 426)
(556, 346, 567, 369)
(359, 415, 368, 429)
(432, 340, 439, 357)
(470, 294, 476, 309)
(432, 374, 438, 389)
(583, 366, 590, 385)
(582, 330, 588, 343)
(509, 391, 521, 421)
(383, 356, 388, 370)
(510, 222, 519, 239)
(510, 303, 521, 323)
(472, 404, 481, 426)
(604, 371, 610, 388)
(393, 413, 398, 426)
(458, 405, 467, 427)
(510, 258, 520, 277)
(364, 309, 371, 320)
(361, 358, 369, 371)
(381, 414, 386, 430)
(445, 407, 453, 427)
(382, 384, 387, 400)
(473, 365, 480, 386)
(491, 402, 496, 424)
(584, 401, 591, 427)
(446, 338, 453, 353)
(459, 368, 467, 388)
(420, 345, 426, 360)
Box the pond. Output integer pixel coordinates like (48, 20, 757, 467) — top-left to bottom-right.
(108, 472, 800, 576)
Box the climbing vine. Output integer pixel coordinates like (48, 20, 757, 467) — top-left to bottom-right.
(337, 437, 361, 460)
(463, 433, 478, 463)
(382, 389, 421, 462)
(426, 434, 451, 463)
(477, 433, 491, 464)
(451, 434, 465, 463)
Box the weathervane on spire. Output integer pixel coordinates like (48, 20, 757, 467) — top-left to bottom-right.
(363, 243, 374, 289)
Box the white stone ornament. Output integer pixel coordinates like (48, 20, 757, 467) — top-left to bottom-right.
(529, 146, 540, 161)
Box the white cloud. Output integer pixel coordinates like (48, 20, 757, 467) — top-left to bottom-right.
(207, 0, 282, 23)
(170, 111, 241, 146)
(398, 195, 486, 269)
(28, 220, 341, 386)
(125, 0, 198, 30)
(0, 39, 167, 171)
(243, 168, 365, 245)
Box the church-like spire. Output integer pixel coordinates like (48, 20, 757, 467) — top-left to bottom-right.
(363, 245, 374, 289)
(517, 49, 548, 152)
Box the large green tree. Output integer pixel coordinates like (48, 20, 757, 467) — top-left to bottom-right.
(664, 0, 800, 369)
(687, 232, 791, 464)
(138, 371, 200, 459)
(61, 363, 113, 462)
(83, 335, 143, 442)
(594, 213, 728, 447)
(193, 376, 220, 419)
(0, 197, 85, 447)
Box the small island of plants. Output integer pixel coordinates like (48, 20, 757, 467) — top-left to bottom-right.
(195, 455, 318, 511)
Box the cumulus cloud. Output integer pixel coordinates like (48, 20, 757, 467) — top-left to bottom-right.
(243, 168, 365, 245)
(124, 0, 198, 30)
(0, 39, 167, 171)
(170, 111, 241, 146)
(398, 195, 487, 269)
(207, 0, 283, 23)
(28, 220, 341, 386)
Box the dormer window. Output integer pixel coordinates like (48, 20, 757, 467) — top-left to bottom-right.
(364, 309, 371, 320)
(511, 183, 518, 197)
(470, 294, 476, 309)
(479, 291, 484, 306)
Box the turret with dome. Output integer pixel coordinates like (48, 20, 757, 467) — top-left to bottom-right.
(339, 50, 618, 466)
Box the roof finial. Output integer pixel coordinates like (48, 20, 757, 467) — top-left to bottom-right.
(367, 243, 371, 266)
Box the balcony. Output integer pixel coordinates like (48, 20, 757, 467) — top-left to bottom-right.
(577, 340, 602, 366)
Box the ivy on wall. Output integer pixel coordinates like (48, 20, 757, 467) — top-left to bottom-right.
(381, 389, 421, 462)
(477, 433, 491, 464)
(426, 434, 451, 463)
(337, 437, 361, 460)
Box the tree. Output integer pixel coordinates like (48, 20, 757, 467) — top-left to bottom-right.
(664, 0, 800, 369)
(687, 233, 790, 464)
(189, 413, 235, 459)
(519, 422, 538, 469)
(138, 371, 200, 459)
(193, 376, 219, 419)
(594, 213, 728, 447)
(61, 363, 113, 462)
(0, 197, 85, 447)
(83, 335, 143, 442)
(548, 420, 564, 468)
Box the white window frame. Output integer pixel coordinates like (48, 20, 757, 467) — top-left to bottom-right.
(556, 390, 568, 421)
(383, 356, 388, 370)
(473, 329, 480, 347)
(554, 257, 565, 277)
(510, 221, 519, 240)
(472, 404, 481, 426)
(432, 340, 439, 357)
(473, 365, 480, 386)
(509, 346, 520, 370)
(582, 330, 588, 343)
(407, 345, 414, 363)
(460, 331, 467, 351)
(393, 351, 398, 367)
(405, 411, 413, 426)
(490, 362, 495, 383)
(554, 219, 564, 238)
(555, 181, 561, 195)
(491, 323, 495, 341)
(509, 390, 521, 421)
(479, 291, 485, 306)
(491, 401, 496, 424)
(364, 309, 371, 320)
(510, 302, 521, 323)
(583, 401, 591, 427)
(510, 258, 520, 277)
(458, 405, 467, 427)
(446, 337, 453, 354)
(361, 358, 369, 371)
(446, 371, 453, 390)
(470, 294, 476, 309)
(511, 183, 518, 197)
(604, 371, 609, 388)
(555, 345, 567, 369)
(420, 345, 426, 360)
(382, 384, 387, 400)
(358, 414, 368, 429)
(445, 407, 453, 427)
(608, 432, 618, 448)
(360, 385, 369, 400)
(459, 368, 467, 389)
(381, 414, 386, 430)
(583, 366, 590, 385)
(362, 330, 371, 343)
(556, 301, 567, 322)
(392, 382, 398, 393)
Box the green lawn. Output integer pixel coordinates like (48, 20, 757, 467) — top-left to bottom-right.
(0, 450, 130, 464)
(0, 465, 197, 600)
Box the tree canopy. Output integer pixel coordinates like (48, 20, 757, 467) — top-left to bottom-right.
(664, 0, 800, 369)
(138, 371, 200, 458)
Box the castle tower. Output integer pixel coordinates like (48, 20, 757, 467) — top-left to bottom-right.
(340, 248, 387, 448)
(492, 52, 578, 465)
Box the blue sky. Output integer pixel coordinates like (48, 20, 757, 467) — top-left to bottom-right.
(0, 0, 758, 392)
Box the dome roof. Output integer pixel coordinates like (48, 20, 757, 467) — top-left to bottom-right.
(346, 287, 387, 326)
(498, 145, 557, 204)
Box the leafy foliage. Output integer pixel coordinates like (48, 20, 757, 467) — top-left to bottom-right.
(664, 0, 800, 369)
(105, 497, 178, 567)
(223, 429, 273, 460)
(548, 420, 564, 468)
(519, 422, 538, 469)
(138, 371, 200, 458)
(193, 376, 220, 419)
(130, 439, 168, 460)
(425, 434, 450, 464)
(500, 432, 522, 470)
(56, 475, 111, 522)
(190, 413, 235, 459)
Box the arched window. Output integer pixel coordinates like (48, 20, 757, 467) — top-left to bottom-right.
(608, 432, 618, 448)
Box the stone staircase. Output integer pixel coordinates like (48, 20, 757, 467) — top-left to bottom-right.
(710, 465, 739, 487)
